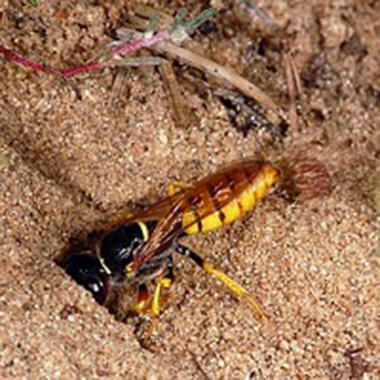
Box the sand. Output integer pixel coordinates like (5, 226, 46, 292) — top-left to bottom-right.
(0, 1, 379, 378)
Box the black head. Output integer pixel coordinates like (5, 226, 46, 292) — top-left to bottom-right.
(64, 251, 108, 305)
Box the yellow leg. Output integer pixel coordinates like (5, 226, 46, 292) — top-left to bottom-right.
(147, 277, 172, 339)
(168, 181, 191, 196)
(151, 278, 172, 317)
(202, 262, 265, 321)
(131, 284, 150, 314)
(130, 278, 173, 347)
(130, 278, 172, 317)
(176, 244, 265, 322)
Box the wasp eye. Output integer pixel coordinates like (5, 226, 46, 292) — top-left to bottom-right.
(64, 252, 108, 305)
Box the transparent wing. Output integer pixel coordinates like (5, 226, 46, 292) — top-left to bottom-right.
(130, 159, 272, 272)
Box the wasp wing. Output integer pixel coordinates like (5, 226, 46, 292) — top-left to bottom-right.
(130, 159, 271, 272)
(108, 158, 265, 229)
(99, 189, 186, 235)
(128, 191, 187, 271)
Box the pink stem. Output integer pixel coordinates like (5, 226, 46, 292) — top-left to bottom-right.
(0, 30, 170, 78)
(0, 44, 48, 71)
(110, 30, 169, 57)
(52, 62, 102, 77)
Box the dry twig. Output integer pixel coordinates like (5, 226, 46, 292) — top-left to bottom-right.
(157, 41, 281, 112)
(283, 52, 302, 133)
(127, 5, 283, 114)
(158, 61, 193, 128)
(0, 6, 283, 116)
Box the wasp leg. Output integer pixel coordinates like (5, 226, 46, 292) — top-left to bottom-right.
(149, 258, 175, 333)
(175, 244, 265, 322)
(150, 278, 172, 321)
(131, 283, 150, 314)
(151, 273, 174, 317)
(168, 182, 191, 196)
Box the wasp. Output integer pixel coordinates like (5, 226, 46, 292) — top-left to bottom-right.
(64, 159, 280, 327)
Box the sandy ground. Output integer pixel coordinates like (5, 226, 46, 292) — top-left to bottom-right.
(0, 1, 379, 379)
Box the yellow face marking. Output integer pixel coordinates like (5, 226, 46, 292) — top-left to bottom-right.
(95, 249, 111, 275)
(98, 257, 112, 275)
(138, 221, 149, 241)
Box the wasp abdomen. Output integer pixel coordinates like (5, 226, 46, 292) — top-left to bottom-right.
(183, 164, 280, 235)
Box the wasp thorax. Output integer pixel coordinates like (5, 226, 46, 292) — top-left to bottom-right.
(100, 223, 148, 277)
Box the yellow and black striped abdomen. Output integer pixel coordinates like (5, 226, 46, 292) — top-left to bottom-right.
(182, 164, 280, 235)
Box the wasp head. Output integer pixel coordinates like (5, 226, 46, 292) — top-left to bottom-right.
(64, 251, 109, 305)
